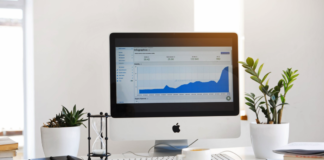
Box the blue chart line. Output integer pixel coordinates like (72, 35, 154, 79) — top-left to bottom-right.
(139, 67, 229, 94)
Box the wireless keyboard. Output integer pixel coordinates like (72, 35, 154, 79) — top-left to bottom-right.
(110, 153, 235, 160)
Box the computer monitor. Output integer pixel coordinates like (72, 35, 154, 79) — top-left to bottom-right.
(109, 33, 240, 155)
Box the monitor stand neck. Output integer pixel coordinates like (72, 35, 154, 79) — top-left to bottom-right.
(153, 140, 188, 157)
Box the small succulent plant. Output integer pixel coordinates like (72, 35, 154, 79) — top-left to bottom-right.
(43, 105, 87, 128)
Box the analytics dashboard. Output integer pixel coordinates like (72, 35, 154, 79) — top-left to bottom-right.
(116, 47, 234, 104)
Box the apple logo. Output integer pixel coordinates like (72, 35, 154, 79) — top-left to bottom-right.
(172, 123, 180, 133)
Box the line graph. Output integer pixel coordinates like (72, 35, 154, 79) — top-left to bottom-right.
(137, 66, 229, 94)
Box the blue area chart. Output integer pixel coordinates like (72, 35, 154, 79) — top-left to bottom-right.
(139, 67, 229, 94)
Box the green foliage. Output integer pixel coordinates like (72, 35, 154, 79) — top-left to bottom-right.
(282, 68, 299, 94)
(277, 68, 299, 123)
(245, 93, 264, 121)
(240, 57, 298, 124)
(260, 106, 270, 120)
(61, 105, 87, 127)
(55, 113, 65, 127)
(240, 57, 272, 123)
(43, 105, 87, 128)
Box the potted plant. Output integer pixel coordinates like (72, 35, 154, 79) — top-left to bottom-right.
(41, 105, 87, 157)
(239, 57, 299, 159)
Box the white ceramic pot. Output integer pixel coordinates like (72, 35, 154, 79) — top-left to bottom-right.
(250, 122, 289, 159)
(41, 126, 81, 157)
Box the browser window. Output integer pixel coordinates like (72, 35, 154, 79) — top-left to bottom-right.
(116, 47, 233, 103)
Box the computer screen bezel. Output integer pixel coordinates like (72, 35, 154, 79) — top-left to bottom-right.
(110, 33, 239, 118)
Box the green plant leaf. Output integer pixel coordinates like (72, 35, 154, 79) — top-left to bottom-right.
(270, 106, 275, 114)
(252, 59, 259, 70)
(287, 84, 294, 92)
(278, 79, 283, 88)
(282, 74, 287, 84)
(259, 85, 263, 93)
(245, 97, 254, 103)
(62, 106, 67, 115)
(274, 86, 280, 92)
(283, 70, 289, 79)
(73, 105, 76, 117)
(259, 101, 266, 105)
(246, 57, 254, 67)
(262, 72, 271, 83)
(258, 64, 264, 76)
(246, 102, 254, 108)
(245, 93, 253, 98)
(53, 105, 88, 128)
(287, 78, 297, 86)
(291, 74, 299, 79)
(260, 106, 270, 120)
(239, 61, 248, 65)
(277, 103, 289, 107)
(251, 76, 261, 83)
(266, 79, 269, 86)
(242, 64, 250, 69)
(256, 96, 263, 103)
(280, 94, 285, 103)
(260, 85, 269, 94)
(245, 69, 255, 76)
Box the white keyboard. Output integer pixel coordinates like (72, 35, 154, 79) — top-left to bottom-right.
(110, 153, 235, 160)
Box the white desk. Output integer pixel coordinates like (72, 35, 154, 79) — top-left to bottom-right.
(104, 147, 261, 160)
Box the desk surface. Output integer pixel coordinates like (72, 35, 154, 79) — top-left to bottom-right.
(104, 147, 261, 160)
(17, 147, 259, 160)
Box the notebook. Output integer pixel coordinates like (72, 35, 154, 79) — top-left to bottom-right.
(0, 150, 17, 158)
(0, 138, 18, 151)
(273, 142, 324, 155)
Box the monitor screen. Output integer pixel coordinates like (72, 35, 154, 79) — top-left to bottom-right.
(110, 33, 239, 117)
(116, 47, 234, 104)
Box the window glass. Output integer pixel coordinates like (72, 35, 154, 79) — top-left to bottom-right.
(0, 8, 24, 139)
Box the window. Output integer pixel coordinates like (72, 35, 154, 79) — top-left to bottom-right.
(194, 0, 246, 116)
(0, 0, 25, 153)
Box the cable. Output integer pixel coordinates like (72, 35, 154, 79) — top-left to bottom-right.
(188, 139, 198, 147)
(122, 141, 243, 160)
(122, 151, 152, 157)
(219, 150, 243, 160)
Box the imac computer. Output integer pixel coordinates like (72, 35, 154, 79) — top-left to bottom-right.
(109, 33, 240, 156)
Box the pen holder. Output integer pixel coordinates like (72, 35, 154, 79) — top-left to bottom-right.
(87, 112, 111, 160)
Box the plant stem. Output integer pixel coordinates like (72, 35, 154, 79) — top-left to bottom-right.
(278, 93, 287, 124)
(274, 108, 277, 124)
(250, 67, 272, 124)
(263, 93, 271, 124)
(255, 112, 259, 123)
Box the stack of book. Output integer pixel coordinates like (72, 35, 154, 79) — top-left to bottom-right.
(274, 142, 324, 160)
(284, 154, 324, 160)
(0, 138, 18, 160)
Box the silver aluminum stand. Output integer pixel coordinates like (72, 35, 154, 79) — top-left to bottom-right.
(153, 140, 188, 157)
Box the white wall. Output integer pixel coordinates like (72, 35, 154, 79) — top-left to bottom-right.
(244, 0, 324, 141)
(33, 0, 193, 158)
(194, 0, 245, 111)
(32, 0, 324, 157)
